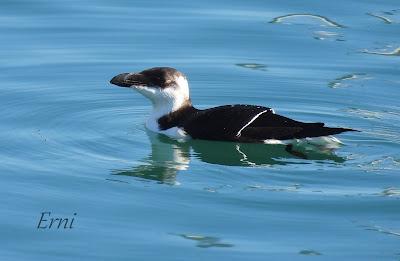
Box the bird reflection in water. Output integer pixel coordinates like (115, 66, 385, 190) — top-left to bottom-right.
(111, 130, 346, 185)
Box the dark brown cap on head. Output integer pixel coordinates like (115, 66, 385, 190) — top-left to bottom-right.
(110, 67, 186, 88)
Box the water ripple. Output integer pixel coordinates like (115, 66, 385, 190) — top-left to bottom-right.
(269, 13, 345, 28)
(381, 187, 400, 197)
(366, 13, 392, 24)
(175, 233, 234, 248)
(236, 63, 267, 71)
(362, 47, 400, 56)
(313, 30, 344, 41)
(363, 225, 400, 238)
(299, 249, 322, 256)
(328, 73, 369, 88)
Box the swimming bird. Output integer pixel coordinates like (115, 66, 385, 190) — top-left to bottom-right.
(110, 67, 356, 145)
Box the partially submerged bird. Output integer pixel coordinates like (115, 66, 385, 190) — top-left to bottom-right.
(110, 67, 356, 146)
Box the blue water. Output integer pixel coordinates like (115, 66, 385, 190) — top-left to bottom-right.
(1, 0, 400, 260)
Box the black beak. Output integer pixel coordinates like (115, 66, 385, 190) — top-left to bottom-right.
(110, 73, 132, 87)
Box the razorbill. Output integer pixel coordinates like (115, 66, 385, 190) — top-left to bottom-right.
(110, 67, 356, 144)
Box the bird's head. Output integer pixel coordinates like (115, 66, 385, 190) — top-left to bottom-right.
(110, 67, 191, 113)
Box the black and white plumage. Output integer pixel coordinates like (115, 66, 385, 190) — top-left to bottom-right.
(110, 67, 356, 144)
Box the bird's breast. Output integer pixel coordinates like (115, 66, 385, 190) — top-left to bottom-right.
(145, 119, 189, 139)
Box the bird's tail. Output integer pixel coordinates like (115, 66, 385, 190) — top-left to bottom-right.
(296, 126, 358, 139)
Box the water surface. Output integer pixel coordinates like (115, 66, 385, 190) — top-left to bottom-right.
(1, 0, 399, 260)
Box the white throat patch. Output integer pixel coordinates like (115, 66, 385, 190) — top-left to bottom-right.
(132, 76, 190, 138)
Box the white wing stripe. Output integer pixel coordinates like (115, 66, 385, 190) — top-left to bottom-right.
(236, 109, 270, 137)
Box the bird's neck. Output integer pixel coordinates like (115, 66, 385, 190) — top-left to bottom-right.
(146, 98, 192, 132)
(150, 97, 191, 119)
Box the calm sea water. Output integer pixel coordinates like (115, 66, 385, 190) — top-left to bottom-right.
(1, 0, 399, 260)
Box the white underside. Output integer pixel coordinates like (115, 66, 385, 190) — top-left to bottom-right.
(146, 120, 189, 139)
(263, 136, 343, 149)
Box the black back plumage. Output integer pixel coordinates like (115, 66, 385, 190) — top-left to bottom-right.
(158, 104, 356, 142)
